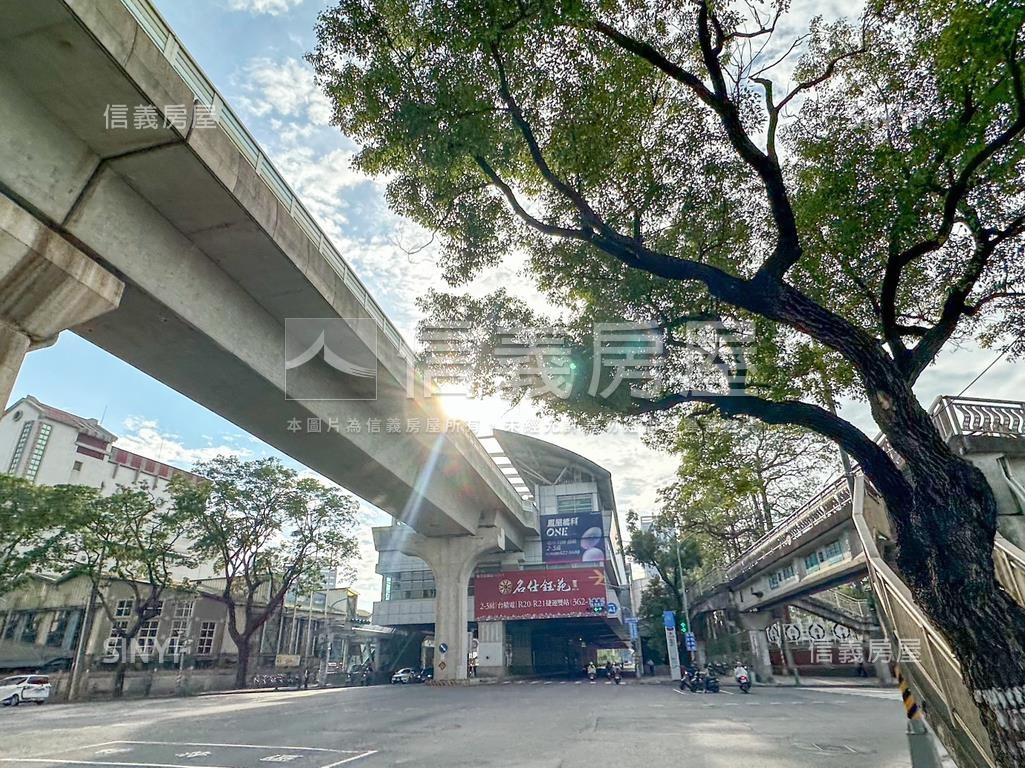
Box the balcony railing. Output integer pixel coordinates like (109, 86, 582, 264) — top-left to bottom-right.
(930, 396, 1025, 442)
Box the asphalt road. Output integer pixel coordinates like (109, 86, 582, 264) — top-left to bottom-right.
(0, 681, 912, 768)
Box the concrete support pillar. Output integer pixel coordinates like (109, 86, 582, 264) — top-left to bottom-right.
(373, 525, 505, 682)
(0, 195, 123, 406)
(0, 323, 30, 407)
(476, 620, 505, 679)
(748, 629, 776, 684)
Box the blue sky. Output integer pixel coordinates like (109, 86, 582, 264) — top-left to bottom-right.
(13, 0, 1025, 606)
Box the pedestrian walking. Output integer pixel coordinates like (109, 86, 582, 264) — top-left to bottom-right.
(646, 658, 656, 676)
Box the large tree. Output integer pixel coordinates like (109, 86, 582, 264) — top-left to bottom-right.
(0, 476, 90, 596)
(184, 457, 360, 689)
(658, 415, 836, 563)
(71, 482, 196, 698)
(626, 513, 702, 659)
(310, 0, 1025, 760)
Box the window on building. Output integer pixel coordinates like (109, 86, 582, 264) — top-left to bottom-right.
(173, 600, 194, 619)
(196, 621, 217, 655)
(804, 553, 821, 573)
(556, 493, 593, 515)
(46, 610, 72, 647)
(2, 613, 19, 640)
(105, 620, 129, 658)
(383, 571, 436, 600)
(20, 612, 39, 644)
(136, 619, 160, 654)
(25, 424, 52, 482)
(167, 619, 190, 658)
(823, 540, 844, 563)
(8, 421, 33, 474)
(114, 599, 133, 618)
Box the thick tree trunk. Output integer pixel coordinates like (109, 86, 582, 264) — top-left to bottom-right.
(880, 415, 1025, 766)
(235, 635, 252, 689)
(112, 660, 127, 698)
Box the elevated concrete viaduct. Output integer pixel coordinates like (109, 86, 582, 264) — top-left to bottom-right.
(0, 0, 537, 679)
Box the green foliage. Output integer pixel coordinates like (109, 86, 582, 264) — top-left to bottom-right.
(185, 457, 361, 601)
(625, 511, 701, 609)
(656, 414, 837, 566)
(183, 455, 361, 678)
(0, 475, 93, 595)
(309, 0, 1025, 424)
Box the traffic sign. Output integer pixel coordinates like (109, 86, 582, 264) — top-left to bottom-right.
(663, 610, 676, 629)
(439, 642, 448, 654)
(607, 602, 618, 617)
(627, 619, 639, 640)
(684, 632, 697, 651)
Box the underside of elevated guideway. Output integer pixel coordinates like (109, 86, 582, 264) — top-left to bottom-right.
(0, 0, 535, 547)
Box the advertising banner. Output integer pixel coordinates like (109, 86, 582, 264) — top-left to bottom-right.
(475, 567, 607, 621)
(540, 511, 605, 563)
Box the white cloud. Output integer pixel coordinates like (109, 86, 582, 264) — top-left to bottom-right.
(227, 0, 303, 16)
(236, 57, 333, 127)
(116, 416, 254, 467)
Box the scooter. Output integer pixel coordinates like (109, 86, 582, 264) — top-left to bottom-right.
(736, 673, 751, 693)
(681, 668, 701, 692)
(588, 669, 596, 681)
(612, 667, 622, 685)
(702, 669, 720, 693)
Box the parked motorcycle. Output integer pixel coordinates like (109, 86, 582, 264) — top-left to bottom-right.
(681, 668, 701, 692)
(703, 670, 720, 693)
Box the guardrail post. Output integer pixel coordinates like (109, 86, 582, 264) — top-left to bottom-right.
(899, 665, 947, 768)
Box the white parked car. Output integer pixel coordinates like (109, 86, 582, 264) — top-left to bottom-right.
(0, 675, 51, 706)
(391, 668, 416, 684)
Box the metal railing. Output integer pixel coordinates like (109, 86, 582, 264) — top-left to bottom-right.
(851, 476, 1001, 768)
(805, 588, 873, 622)
(930, 396, 1025, 443)
(724, 476, 852, 581)
(119, 0, 418, 371)
(725, 396, 1025, 584)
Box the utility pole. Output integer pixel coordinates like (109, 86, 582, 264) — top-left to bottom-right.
(675, 536, 692, 663)
(69, 545, 105, 701)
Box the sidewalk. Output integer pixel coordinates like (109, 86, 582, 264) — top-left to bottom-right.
(634, 674, 893, 688)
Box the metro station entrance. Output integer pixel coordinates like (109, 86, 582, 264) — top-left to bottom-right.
(497, 616, 630, 677)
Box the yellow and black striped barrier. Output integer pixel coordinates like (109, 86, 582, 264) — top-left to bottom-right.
(896, 665, 923, 721)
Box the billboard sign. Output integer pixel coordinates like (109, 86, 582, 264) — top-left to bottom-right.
(540, 511, 605, 563)
(475, 567, 608, 621)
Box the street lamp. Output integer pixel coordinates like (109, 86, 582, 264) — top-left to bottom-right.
(318, 595, 353, 687)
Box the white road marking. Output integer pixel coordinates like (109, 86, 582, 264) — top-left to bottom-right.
(105, 744, 358, 754)
(0, 760, 237, 768)
(319, 753, 377, 768)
